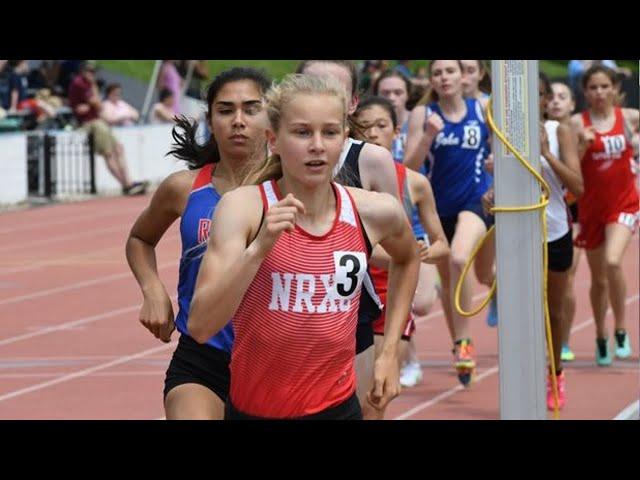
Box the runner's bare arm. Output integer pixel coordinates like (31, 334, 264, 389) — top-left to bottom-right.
(404, 106, 433, 171)
(544, 123, 584, 197)
(126, 170, 194, 341)
(353, 189, 420, 410)
(358, 143, 400, 199)
(409, 170, 450, 263)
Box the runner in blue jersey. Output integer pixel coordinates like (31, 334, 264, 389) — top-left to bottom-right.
(404, 60, 496, 387)
(372, 72, 443, 387)
(126, 68, 270, 419)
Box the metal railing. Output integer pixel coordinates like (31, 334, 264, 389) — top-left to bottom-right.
(27, 130, 96, 199)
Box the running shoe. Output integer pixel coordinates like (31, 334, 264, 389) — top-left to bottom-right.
(561, 344, 575, 362)
(124, 181, 149, 196)
(453, 338, 476, 387)
(486, 296, 498, 327)
(614, 329, 632, 359)
(546, 370, 566, 411)
(595, 337, 612, 366)
(399, 361, 423, 388)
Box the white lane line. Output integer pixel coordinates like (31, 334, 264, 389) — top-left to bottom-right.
(613, 400, 640, 420)
(0, 342, 176, 403)
(0, 260, 177, 307)
(0, 295, 177, 347)
(0, 225, 128, 253)
(0, 205, 143, 234)
(394, 366, 499, 420)
(0, 371, 166, 379)
(0, 232, 178, 276)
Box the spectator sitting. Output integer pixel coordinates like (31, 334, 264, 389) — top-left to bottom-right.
(149, 88, 176, 124)
(35, 88, 63, 109)
(4, 60, 56, 127)
(101, 83, 139, 126)
(5, 60, 30, 112)
(68, 61, 148, 196)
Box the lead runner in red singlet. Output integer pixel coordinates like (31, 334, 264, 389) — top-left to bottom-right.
(188, 74, 420, 419)
(570, 65, 639, 365)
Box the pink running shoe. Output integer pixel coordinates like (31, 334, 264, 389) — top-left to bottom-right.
(546, 371, 566, 411)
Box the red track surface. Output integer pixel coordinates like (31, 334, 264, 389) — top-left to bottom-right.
(0, 195, 637, 419)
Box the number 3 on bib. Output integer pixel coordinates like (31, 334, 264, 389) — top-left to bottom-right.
(333, 251, 367, 299)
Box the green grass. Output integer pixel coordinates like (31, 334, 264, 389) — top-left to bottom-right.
(96, 60, 638, 85)
(96, 60, 158, 82)
(96, 60, 300, 83)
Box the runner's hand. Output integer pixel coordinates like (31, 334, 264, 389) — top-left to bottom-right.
(139, 287, 175, 343)
(425, 112, 445, 138)
(367, 350, 401, 411)
(252, 193, 306, 258)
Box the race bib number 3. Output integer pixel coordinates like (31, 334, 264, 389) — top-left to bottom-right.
(333, 251, 367, 299)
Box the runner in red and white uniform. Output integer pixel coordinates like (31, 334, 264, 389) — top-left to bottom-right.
(570, 65, 640, 365)
(188, 74, 420, 419)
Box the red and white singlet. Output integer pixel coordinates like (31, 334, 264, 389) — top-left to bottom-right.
(576, 107, 639, 249)
(229, 180, 370, 418)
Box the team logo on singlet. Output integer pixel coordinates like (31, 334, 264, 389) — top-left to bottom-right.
(268, 251, 367, 313)
(197, 219, 211, 244)
(434, 132, 460, 148)
(593, 134, 627, 165)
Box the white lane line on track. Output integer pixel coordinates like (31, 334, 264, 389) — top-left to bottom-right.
(0, 261, 177, 307)
(0, 295, 178, 347)
(613, 400, 639, 420)
(0, 342, 177, 403)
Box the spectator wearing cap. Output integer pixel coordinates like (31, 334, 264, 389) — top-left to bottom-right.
(101, 83, 139, 127)
(68, 61, 148, 196)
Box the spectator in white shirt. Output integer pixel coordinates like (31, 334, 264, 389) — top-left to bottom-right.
(101, 83, 139, 126)
(150, 88, 176, 124)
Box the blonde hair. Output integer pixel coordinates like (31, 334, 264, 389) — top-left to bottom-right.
(243, 74, 348, 185)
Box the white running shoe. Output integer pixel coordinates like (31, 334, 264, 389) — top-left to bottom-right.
(400, 361, 423, 388)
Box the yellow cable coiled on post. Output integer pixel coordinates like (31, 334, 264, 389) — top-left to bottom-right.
(453, 99, 561, 419)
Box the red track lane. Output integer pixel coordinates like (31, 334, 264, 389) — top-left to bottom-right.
(0, 194, 638, 419)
